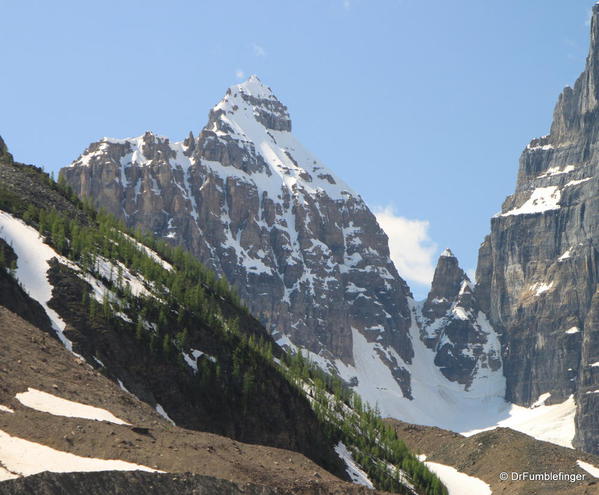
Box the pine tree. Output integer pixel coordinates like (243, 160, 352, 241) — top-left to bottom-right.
(162, 334, 172, 358)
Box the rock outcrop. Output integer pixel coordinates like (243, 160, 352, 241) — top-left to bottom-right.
(61, 75, 414, 395)
(475, 4, 599, 454)
(421, 250, 501, 389)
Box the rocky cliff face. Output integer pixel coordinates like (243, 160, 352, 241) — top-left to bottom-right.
(420, 250, 501, 389)
(475, 3, 599, 454)
(61, 75, 414, 395)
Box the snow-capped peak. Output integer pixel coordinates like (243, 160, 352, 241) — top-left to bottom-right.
(212, 75, 291, 133)
(235, 74, 277, 101)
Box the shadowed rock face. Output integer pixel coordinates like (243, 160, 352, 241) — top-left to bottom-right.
(475, 4, 599, 454)
(421, 250, 501, 389)
(61, 75, 414, 395)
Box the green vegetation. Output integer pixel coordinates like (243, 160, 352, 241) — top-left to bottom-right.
(282, 351, 447, 495)
(0, 161, 446, 494)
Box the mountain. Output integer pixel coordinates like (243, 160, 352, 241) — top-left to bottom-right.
(475, 3, 599, 455)
(420, 249, 501, 389)
(0, 142, 447, 494)
(60, 72, 568, 437)
(57, 6, 599, 479)
(60, 75, 415, 397)
(61, 75, 510, 420)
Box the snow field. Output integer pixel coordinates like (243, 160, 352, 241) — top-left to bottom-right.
(282, 299, 575, 450)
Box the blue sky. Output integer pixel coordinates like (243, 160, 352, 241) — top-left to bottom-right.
(0, 0, 595, 297)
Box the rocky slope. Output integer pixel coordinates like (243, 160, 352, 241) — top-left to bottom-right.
(0, 472, 389, 495)
(0, 304, 398, 495)
(61, 75, 415, 396)
(0, 154, 346, 478)
(389, 419, 599, 495)
(475, 3, 599, 454)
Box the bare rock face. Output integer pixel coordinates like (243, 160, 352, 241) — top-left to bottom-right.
(420, 249, 502, 389)
(61, 75, 414, 395)
(475, 4, 599, 454)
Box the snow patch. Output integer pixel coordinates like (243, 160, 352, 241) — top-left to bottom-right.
(155, 403, 175, 426)
(565, 177, 591, 187)
(536, 165, 574, 177)
(0, 405, 14, 414)
(182, 349, 216, 372)
(558, 249, 572, 261)
(117, 379, 133, 395)
(499, 186, 561, 217)
(465, 394, 576, 449)
(15, 388, 129, 425)
(0, 211, 77, 352)
(565, 327, 580, 335)
(120, 233, 173, 271)
(334, 442, 375, 489)
(531, 392, 551, 408)
(0, 428, 161, 480)
(424, 461, 491, 495)
(577, 460, 599, 478)
(530, 282, 553, 296)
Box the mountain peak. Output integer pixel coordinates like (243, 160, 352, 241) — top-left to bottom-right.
(236, 74, 275, 100)
(547, 3, 599, 142)
(425, 250, 470, 309)
(213, 76, 292, 132)
(440, 248, 455, 258)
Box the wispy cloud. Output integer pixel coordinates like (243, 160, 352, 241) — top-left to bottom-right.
(374, 205, 438, 287)
(235, 69, 245, 79)
(252, 43, 266, 57)
(343, 0, 351, 10)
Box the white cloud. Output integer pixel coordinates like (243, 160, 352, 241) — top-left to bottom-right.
(343, 0, 351, 9)
(374, 205, 438, 287)
(252, 43, 266, 57)
(235, 69, 245, 79)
